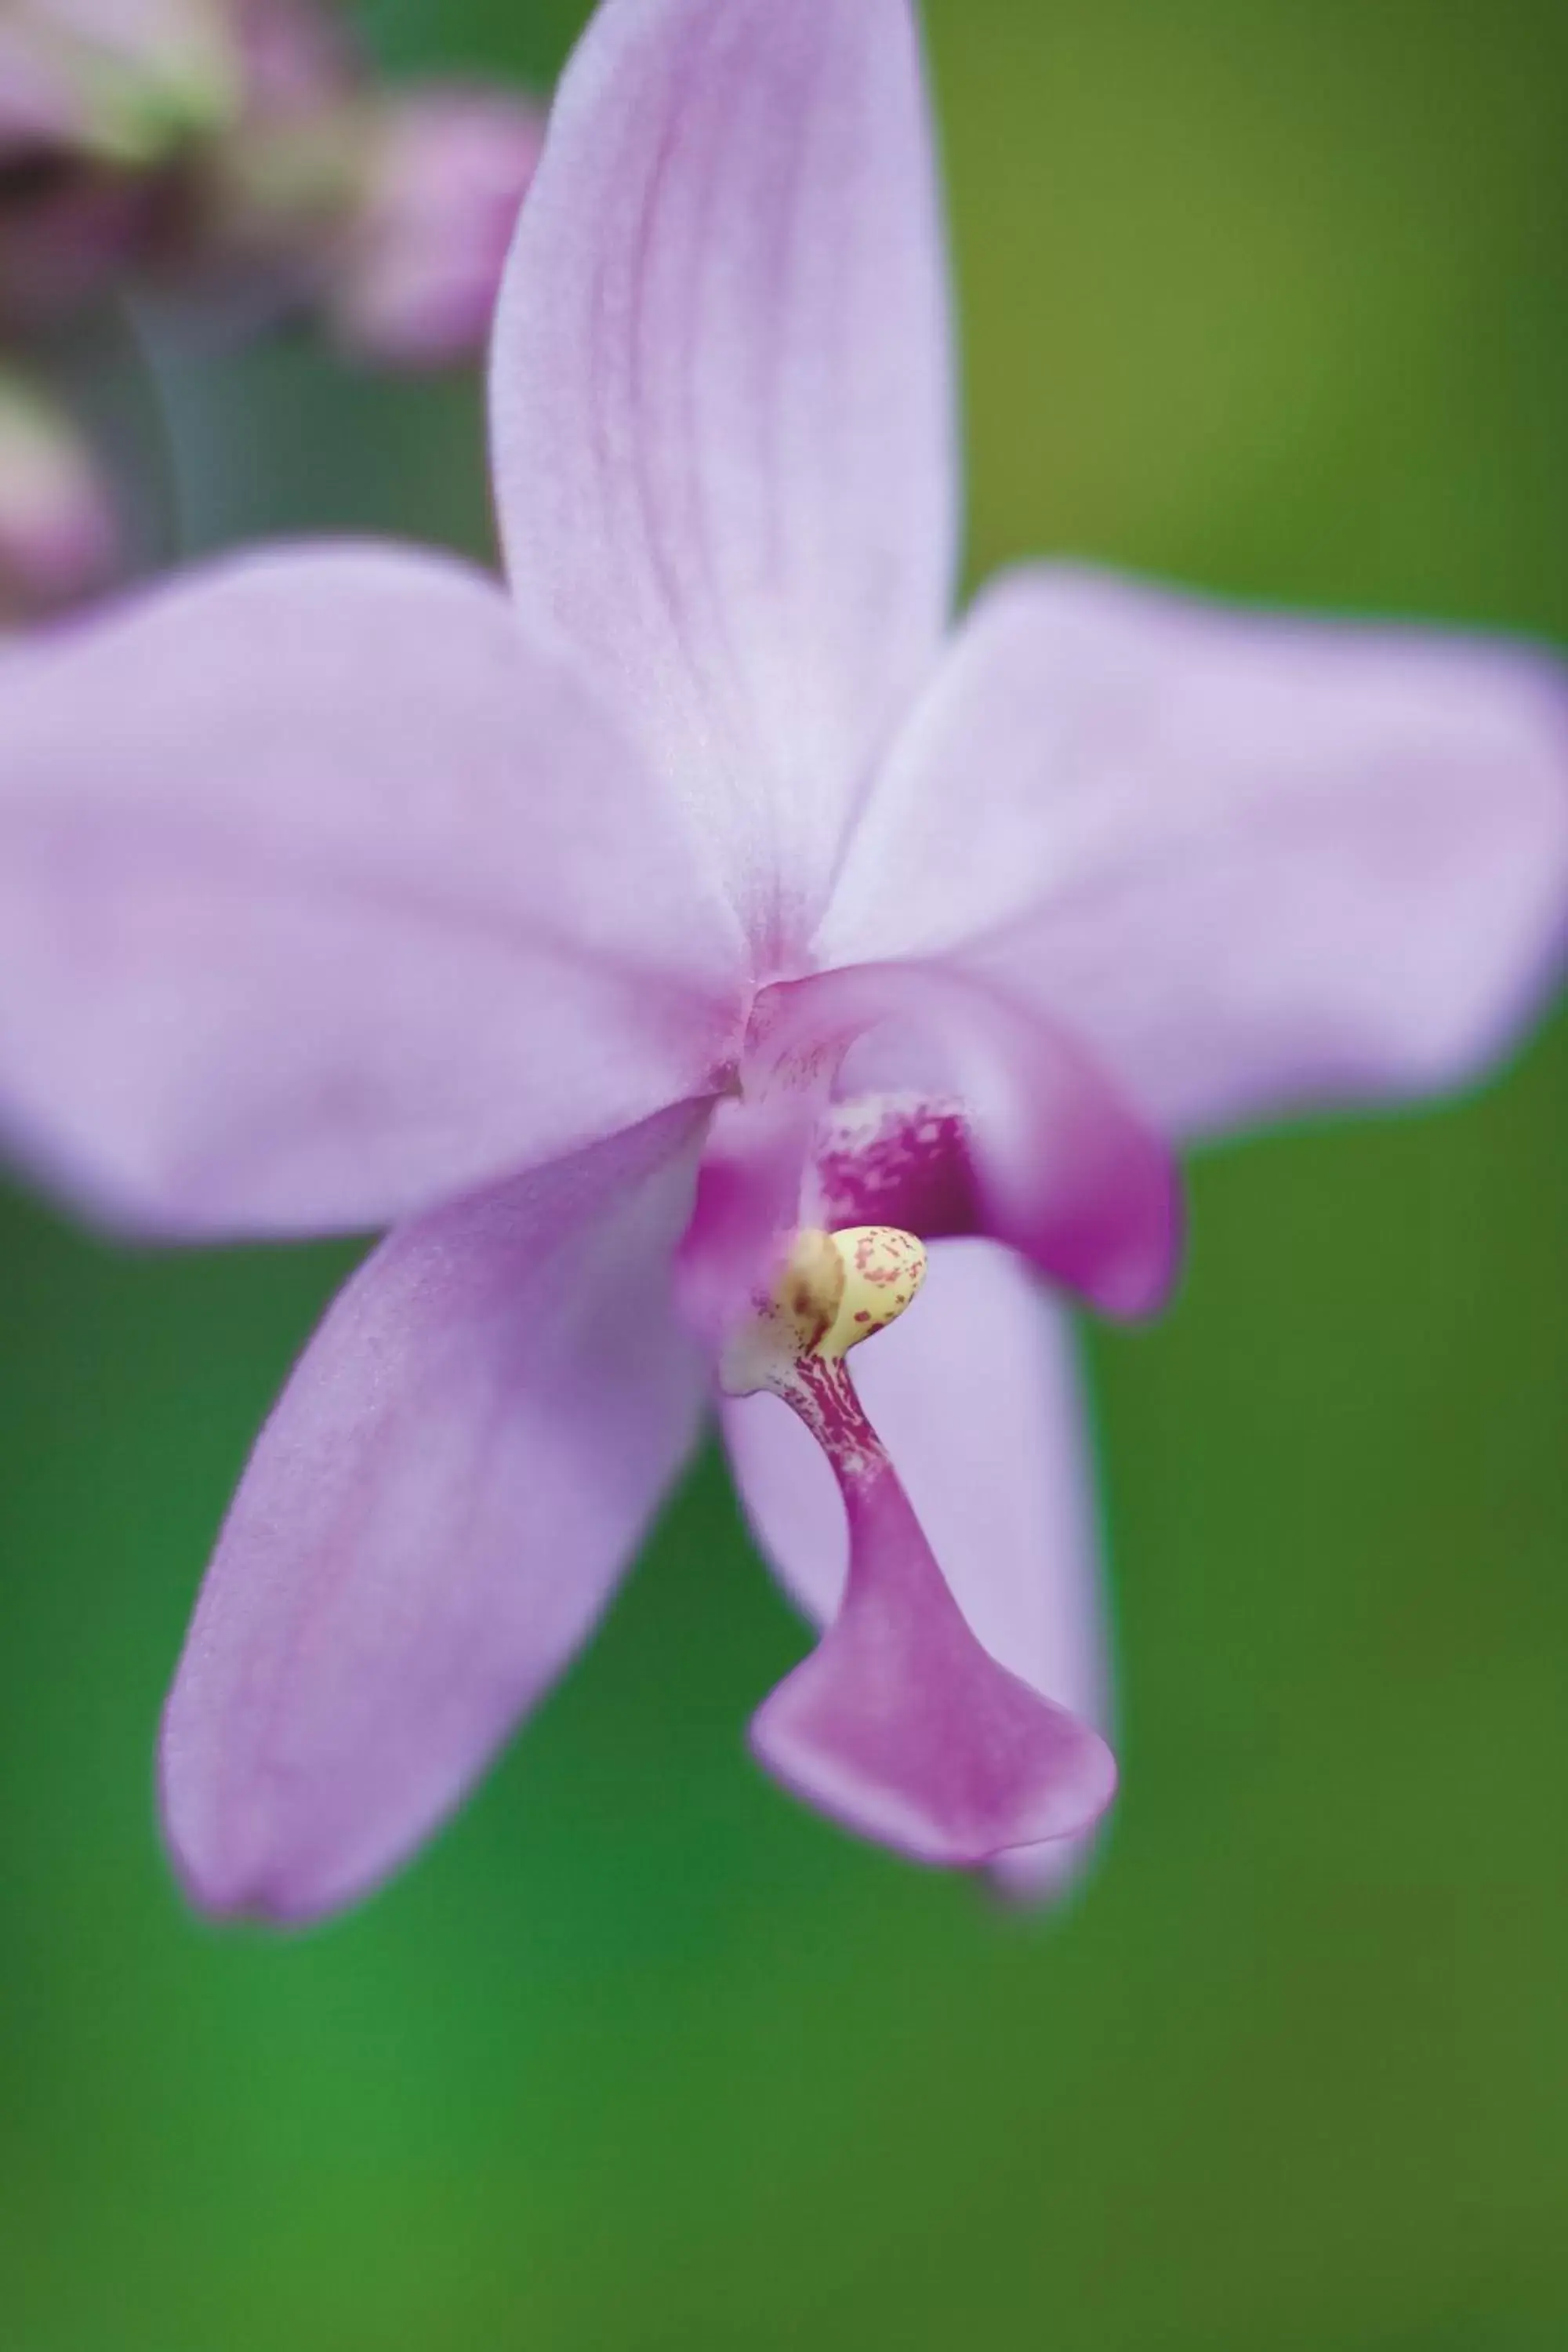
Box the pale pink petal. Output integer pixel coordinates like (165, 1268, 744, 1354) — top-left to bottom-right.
(0, 545, 744, 1236)
(160, 1099, 711, 1926)
(820, 566, 1568, 1137)
(726, 1238, 1111, 1889)
(490, 0, 956, 964)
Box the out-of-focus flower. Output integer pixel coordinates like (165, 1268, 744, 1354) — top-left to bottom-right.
(0, 0, 544, 612)
(0, 365, 121, 615)
(0, 0, 543, 339)
(0, 0, 1564, 1927)
(325, 88, 546, 368)
(228, 0, 346, 119)
(0, 2, 211, 332)
(0, 0, 236, 167)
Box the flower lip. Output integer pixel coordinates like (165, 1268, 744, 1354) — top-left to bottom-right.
(731, 1223, 1118, 1867)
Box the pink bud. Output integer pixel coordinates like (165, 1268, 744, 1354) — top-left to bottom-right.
(230, 0, 352, 120)
(0, 32, 82, 155)
(328, 86, 546, 370)
(0, 374, 121, 618)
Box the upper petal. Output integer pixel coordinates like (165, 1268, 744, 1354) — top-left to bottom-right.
(724, 1238, 1112, 1891)
(160, 1098, 712, 1928)
(490, 0, 956, 964)
(0, 545, 744, 1236)
(819, 566, 1568, 1137)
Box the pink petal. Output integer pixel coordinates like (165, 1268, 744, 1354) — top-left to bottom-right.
(160, 1099, 712, 1926)
(725, 1239, 1111, 1889)
(820, 566, 1568, 1136)
(748, 1453, 1114, 1869)
(490, 0, 956, 967)
(0, 546, 744, 1236)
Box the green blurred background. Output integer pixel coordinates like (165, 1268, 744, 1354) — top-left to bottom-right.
(4, 1, 1566, 2344)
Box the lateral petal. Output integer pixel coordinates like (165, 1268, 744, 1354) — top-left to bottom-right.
(0, 546, 742, 1234)
(820, 566, 1568, 1137)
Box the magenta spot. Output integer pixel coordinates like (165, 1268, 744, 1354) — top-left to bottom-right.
(814, 1097, 979, 1240)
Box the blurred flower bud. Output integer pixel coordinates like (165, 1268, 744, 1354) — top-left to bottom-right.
(327, 86, 545, 369)
(0, 368, 120, 617)
(0, 36, 83, 156)
(0, 0, 240, 328)
(0, 1, 238, 168)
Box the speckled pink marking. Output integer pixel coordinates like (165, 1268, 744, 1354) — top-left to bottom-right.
(811, 1092, 980, 1239)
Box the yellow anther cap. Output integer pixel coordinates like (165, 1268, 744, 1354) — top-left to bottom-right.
(720, 1225, 927, 1396)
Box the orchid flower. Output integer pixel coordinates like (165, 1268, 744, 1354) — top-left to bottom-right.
(1, 0, 1564, 1926)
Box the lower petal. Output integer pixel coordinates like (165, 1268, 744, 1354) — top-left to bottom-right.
(160, 1098, 711, 1927)
(749, 1451, 1115, 1867)
(726, 1240, 1113, 1892)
